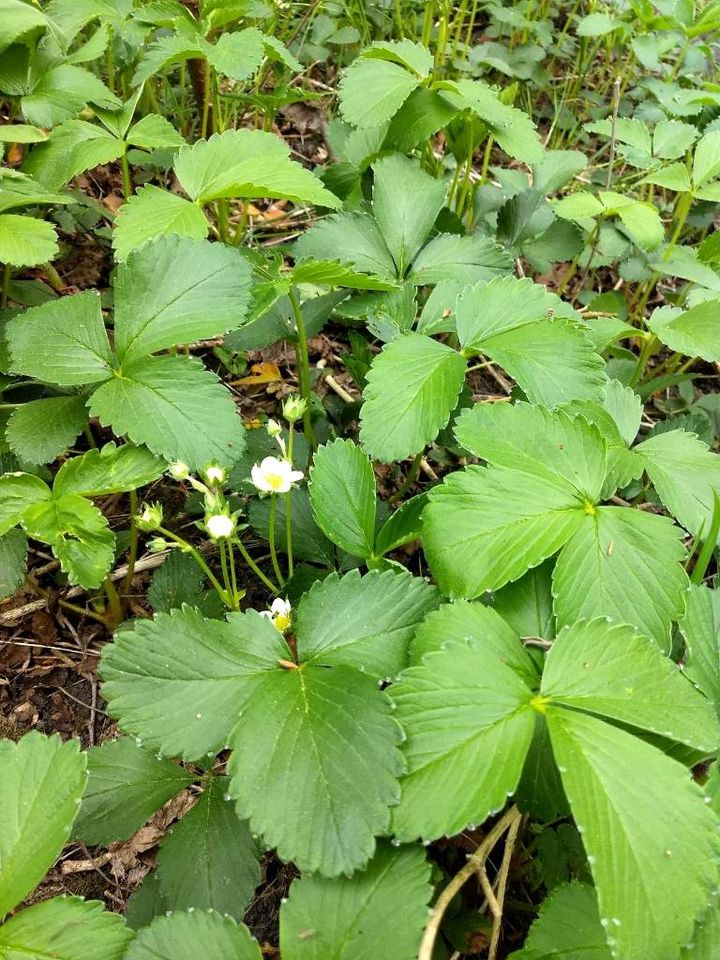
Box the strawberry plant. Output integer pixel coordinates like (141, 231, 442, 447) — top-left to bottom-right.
(2, 3, 720, 958)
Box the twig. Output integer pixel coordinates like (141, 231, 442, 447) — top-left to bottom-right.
(418, 806, 522, 960)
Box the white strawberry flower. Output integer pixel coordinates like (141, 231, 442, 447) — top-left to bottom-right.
(260, 597, 292, 633)
(251, 456, 303, 494)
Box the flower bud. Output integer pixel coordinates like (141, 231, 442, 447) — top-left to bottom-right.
(168, 461, 190, 481)
(137, 502, 163, 532)
(205, 513, 236, 540)
(282, 395, 307, 423)
(266, 418, 283, 438)
(203, 463, 226, 486)
(147, 536, 171, 552)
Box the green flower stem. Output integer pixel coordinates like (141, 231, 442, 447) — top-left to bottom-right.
(228, 538, 239, 602)
(123, 488, 139, 598)
(390, 451, 423, 503)
(232, 536, 279, 595)
(219, 540, 238, 610)
(268, 494, 285, 587)
(120, 148, 132, 201)
(629, 333, 659, 388)
(285, 428, 295, 580)
(288, 287, 317, 450)
(103, 576, 123, 626)
(156, 525, 229, 603)
(1, 264, 11, 308)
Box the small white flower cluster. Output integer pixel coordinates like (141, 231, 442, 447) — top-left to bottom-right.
(249, 409, 305, 495)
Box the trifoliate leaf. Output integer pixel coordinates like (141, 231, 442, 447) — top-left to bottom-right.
(455, 276, 566, 351)
(53, 443, 164, 498)
(599, 191, 664, 250)
(21, 64, 121, 128)
(339, 58, 420, 128)
(649, 302, 720, 363)
(455, 402, 607, 502)
(309, 439, 376, 558)
(154, 778, 260, 920)
(547, 708, 720, 960)
(508, 883, 611, 960)
(7, 291, 113, 386)
(635, 430, 720, 539)
(360, 333, 467, 462)
(409, 600, 539, 686)
(174, 129, 341, 208)
(0, 732, 86, 918)
(371, 156, 446, 276)
(89, 354, 245, 469)
(74, 738, 194, 845)
(553, 506, 689, 650)
(280, 842, 432, 960)
(295, 568, 439, 678)
(0, 896, 132, 960)
(228, 664, 403, 876)
(112, 185, 209, 261)
(0, 472, 51, 536)
(22, 493, 115, 589)
(131, 34, 205, 87)
(5, 395, 88, 465)
(391, 641, 534, 840)
(423, 464, 585, 599)
(124, 911, 262, 960)
(0, 528, 27, 599)
(680, 584, 720, 714)
(100, 608, 287, 760)
(0, 213, 59, 266)
(360, 39, 433, 76)
(203, 28, 264, 83)
(542, 619, 719, 753)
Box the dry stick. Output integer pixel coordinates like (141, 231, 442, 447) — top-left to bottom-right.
(418, 806, 522, 960)
(0, 552, 169, 625)
(488, 806, 523, 960)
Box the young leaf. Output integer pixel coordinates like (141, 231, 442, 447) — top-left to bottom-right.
(100, 608, 288, 760)
(508, 883, 611, 960)
(227, 664, 403, 876)
(635, 430, 720, 539)
(22, 493, 115, 588)
(113, 184, 209, 261)
(546, 708, 720, 960)
(7, 291, 113, 386)
(371, 156, 446, 276)
(74, 738, 194, 845)
(0, 472, 51, 536)
(409, 600, 539, 687)
(113, 236, 252, 361)
(0, 732, 87, 918)
(124, 911, 262, 960)
(422, 465, 585, 598)
(553, 507, 689, 650)
(680, 584, 720, 713)
(391, 641, 534, 840)
(21, 118, 124, 191)
(127, 113, 186, 150)
(280, 842, 432, 960)
(541, 619, 719, 752)
(154, 778, 261, 919)
(174, 129, 341, 208)
(53, 443, 164, 498)
(295, 568, 440, 678)
(649, 302, 720, 363)
(309, 438, 376, 558)
(0, 528, 27, 599)
(455, 402, 607, 502)
(0, 213, 58, 266)
(360, 333, 467, 462)
(89, 354, 245, 469)
(0, 896, 132, 960)
(6, 395, 89, 465)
